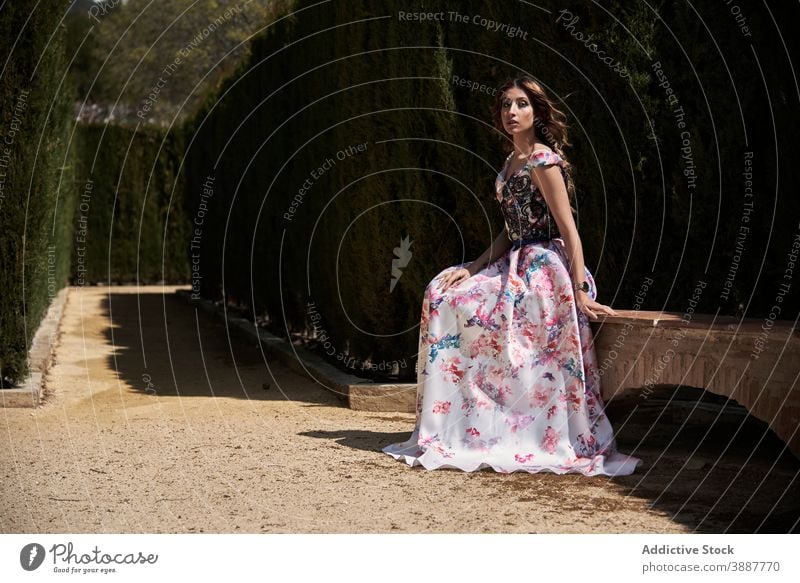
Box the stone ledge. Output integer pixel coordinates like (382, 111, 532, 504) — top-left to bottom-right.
(175, 290, 417, 412)
(594, 309, 797, 334)
(592, 309, 799, 458)
(1, 287, 70, 408)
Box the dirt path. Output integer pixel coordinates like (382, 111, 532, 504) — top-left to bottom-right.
(1, 286, 797, 533)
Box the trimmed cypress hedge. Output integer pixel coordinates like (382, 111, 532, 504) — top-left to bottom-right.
(5, 0, 794, 385)
(0, 2, 77, 384)
(182, 0, 799, 380)
(184, 0, 465, 377)
(70, 124, 190, 285)
(0, 10, 193, 383)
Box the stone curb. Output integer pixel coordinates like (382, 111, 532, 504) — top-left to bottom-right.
(175, 290, 417, 413)
(1, 287, 70, 408)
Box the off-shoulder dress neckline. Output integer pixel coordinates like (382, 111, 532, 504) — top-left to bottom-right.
(501, 148, 561, 182)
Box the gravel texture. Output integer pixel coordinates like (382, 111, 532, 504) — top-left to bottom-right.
(2, 286, 797, 534)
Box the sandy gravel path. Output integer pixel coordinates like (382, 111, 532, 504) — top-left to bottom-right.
(2, 286, 797, 533)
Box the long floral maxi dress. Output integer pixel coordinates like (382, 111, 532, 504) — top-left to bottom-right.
(382, 149, 642, 476)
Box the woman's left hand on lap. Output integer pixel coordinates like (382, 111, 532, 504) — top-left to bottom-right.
(437, 266, 473, 292)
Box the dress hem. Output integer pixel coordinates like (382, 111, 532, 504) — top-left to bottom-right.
(382, 445, 643, 477)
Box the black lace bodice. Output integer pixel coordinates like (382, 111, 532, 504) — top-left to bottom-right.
(494, 150, 569, 242)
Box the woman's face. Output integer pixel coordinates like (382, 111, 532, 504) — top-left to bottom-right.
(500, 86, 535, 137)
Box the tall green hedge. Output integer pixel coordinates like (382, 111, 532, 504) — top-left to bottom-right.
(181, 0, 799, 380)
(183, 0, 465, 377)
(70, 124, 190, 285)
(3, 1, 793, 385)
(645, 1, 799, 315)
(0, 2, 77, 384)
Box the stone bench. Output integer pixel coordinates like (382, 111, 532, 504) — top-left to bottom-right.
(592, 310, 799, 458)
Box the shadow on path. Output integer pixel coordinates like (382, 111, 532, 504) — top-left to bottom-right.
(99, 288, 800, 533)
(304, 403, 800, 534)
(99, 288, 339, 405)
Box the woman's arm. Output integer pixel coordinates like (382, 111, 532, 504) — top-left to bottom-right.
(531, 166, 586, 287)
(466, 225, 512, 276)
(531, 165, 616, 319)
(437, 225, 511, 291)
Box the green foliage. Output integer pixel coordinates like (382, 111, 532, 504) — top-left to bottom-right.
(71, 124, 191, 284)
(65, 0, 291, 126)
(5, 0, 794, 386)
(0, 1, 77, 383)
(184, 0, 472, 375)
(182, 0, 799, 381)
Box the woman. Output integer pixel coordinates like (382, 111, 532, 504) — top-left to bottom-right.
(382, 74, 642, 476)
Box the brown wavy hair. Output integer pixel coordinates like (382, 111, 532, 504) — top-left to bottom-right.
(491, 74, 576, 207)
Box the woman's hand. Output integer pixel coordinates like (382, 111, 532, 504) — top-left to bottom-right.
(437, 266, 473, 292)
(575, 291, 617, 320)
